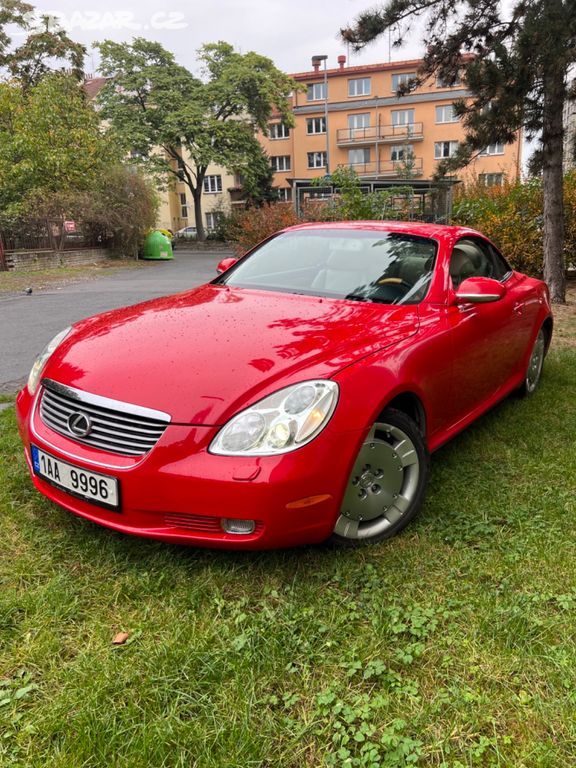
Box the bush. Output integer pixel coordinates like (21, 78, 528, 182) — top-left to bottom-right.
(452, 178, 543, 276)
(224, 203, 300, 256)
(452, 173, 576, 277)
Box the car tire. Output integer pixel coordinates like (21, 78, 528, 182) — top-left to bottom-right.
(330, 408, 430, 546)
(516, 327, 546, 398)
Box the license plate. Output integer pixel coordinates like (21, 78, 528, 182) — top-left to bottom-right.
(31, 445, 120, 511)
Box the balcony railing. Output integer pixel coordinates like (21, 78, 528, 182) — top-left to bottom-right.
(337, 123, 424, 145)
(342, 158, 424, 177)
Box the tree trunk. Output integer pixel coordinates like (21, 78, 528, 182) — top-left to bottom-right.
(192, 187, 206, 242)
(541, 19, 566, 303)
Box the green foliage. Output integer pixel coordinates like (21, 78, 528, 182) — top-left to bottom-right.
(452, 173, 576, 277)
(0, 3, 85, 88)
(96, 38, 297, 241)
(0, 73, 120, 217)
(308, 167, 420, 222)
(233, 145, 277, 207)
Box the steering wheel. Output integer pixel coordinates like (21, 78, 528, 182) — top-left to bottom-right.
(371, 277, 413, 303)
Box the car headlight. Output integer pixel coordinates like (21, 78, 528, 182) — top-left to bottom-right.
(27, 327, 72, 395)
(210, 380, 339, 456)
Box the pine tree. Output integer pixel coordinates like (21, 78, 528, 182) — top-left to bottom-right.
(342, 0, 576, 302)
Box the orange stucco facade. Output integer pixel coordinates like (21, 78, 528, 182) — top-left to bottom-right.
(259, 57, 522, 201)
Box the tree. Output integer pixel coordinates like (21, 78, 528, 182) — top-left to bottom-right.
(233, 144, 278, 206)
(73, 165, 158, 257)
(0, 73, 120, 216)
(96, 39, 296, 241)
(341, 0, 576, 302)
(0, 1, 85, 88)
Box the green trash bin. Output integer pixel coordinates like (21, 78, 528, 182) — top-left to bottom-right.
(142, 230, 174, 260)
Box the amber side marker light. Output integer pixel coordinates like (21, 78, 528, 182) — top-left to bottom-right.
(286, 494, 333, 510)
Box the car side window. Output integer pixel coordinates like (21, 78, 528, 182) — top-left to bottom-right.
(449, 238, 510, 288)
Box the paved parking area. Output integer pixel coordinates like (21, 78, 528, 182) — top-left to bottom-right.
(0, 249, 229, 393)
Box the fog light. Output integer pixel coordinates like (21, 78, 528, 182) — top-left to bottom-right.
(221, 518, 256, 535)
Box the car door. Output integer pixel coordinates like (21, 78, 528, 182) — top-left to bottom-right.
(447, 237, 528, 423)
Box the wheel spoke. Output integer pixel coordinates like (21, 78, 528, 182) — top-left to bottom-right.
(333, 515, 359, 539)
(395, 438, 418, 467)
(392, 494, 410, 514)
(385, 506, 403, 524)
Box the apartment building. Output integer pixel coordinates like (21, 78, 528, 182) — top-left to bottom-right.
(259, 56, 522, 207)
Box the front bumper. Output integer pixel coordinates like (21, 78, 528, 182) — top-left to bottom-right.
(16, 386, 363, 550)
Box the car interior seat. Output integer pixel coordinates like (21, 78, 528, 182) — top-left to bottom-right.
(311, 248, 374, 294)
(450, 244, 478, 287)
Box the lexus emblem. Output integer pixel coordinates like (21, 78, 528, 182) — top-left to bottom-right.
(67, 411, 92, 438)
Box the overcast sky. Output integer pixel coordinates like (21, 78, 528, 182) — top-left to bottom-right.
(26, 0, 424, 75)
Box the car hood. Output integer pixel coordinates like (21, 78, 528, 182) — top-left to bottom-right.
(45, 285, 419, 425)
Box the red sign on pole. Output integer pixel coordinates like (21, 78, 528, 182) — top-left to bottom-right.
(63, 220, 76, 233)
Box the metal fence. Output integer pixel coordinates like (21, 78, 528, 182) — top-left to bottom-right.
(0, 218, 108, 255)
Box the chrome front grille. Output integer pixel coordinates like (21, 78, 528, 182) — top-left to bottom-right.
(39, 379, 171, 457)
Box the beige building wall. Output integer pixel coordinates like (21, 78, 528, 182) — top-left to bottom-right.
(157, 148, 238, 232)
(260, 57, 521, 200)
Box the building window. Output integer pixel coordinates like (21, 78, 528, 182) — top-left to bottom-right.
(348, 113, 371, 129)
(348, 78, 371, 97)
(307, 117, 326, 134)
(176, 156, 186, 180)
(269, 123, 290, 139)
(180, 192, 188, 218)
(206, 211, 223, 231)
(391, 109, 415, 126)
(307, 151, 327, 169)
(271, 155, 291, 172)
(479, 173, 504, 187)
(348, 148, 370, 165)
(436, 73, 462, 88)
(203, 175, 222, 193)
(390, 144, 414, 161)
(434, 141, 459, 159)
(307, 82, 327, 101)
(480, 143, 505, 156)
(435, 104, 458, 123)
(391, 73, 416, 91)
(277, 187, 292, 202)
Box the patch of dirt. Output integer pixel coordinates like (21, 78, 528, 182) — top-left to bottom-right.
(0, 260, 145, 296)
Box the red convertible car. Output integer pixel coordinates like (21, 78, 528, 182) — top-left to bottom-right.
(16, 222, 552, 549)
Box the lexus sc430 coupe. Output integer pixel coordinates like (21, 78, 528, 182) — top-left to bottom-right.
(16, 222, 552, 549)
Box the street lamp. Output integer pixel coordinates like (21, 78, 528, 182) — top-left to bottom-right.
(311, 55, 330, 176)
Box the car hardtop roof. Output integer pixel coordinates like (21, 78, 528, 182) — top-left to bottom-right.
(281, 220, 481, 241)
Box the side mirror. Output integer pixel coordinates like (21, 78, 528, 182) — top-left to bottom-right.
(216, 257, 238, 274)
(454, 276, 506, 304)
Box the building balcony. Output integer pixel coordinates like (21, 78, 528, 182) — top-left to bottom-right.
(342, 158, 424, 178)
(336, 123, 424, 146)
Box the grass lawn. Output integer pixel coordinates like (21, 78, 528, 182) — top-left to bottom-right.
(1, 295, 575, 767)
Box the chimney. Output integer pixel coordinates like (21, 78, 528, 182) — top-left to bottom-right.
(338, 55, 346, 69)
(312, 58, 320, 72)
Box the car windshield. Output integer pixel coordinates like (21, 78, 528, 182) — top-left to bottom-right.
(216, 229, 438, 304)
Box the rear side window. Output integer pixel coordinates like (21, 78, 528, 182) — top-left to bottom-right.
(449, 237, 512, 287)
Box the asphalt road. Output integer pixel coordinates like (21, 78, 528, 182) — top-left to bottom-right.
(0, 249, 228, 394)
